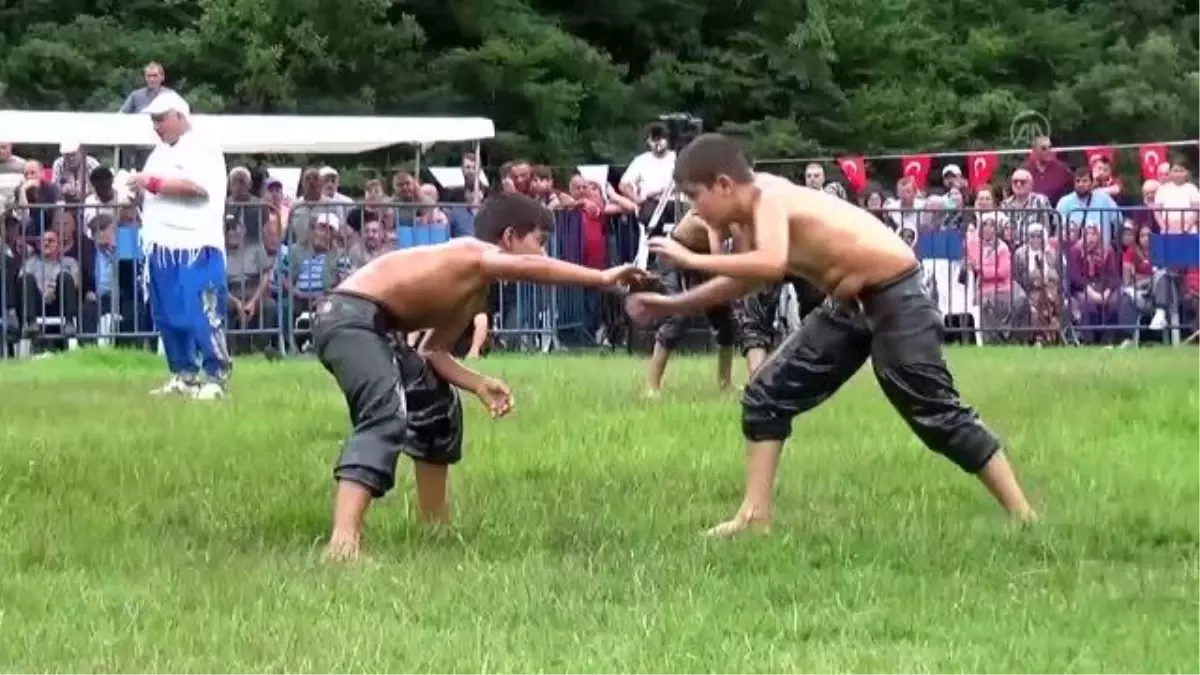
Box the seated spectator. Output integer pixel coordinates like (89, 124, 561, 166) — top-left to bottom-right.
(224, 218, 276, 353)
(967, 215, 1028, 343)
(1119, 223, 1177, 334)
(341, 219, 389, 276)
(14, 160, 60, 235)
(1128, 180, 1160, 233)
(116, 203, 141, 228)
(1056, 167, 1122, 248)
(18, 229, 81, 334)
(939, 187, 967, 230)
(79, 215, 147, 347)
(282, 215, 338, 317)
(1067, 222, 1125, 344)
(54, 210, 96, 278)
(3, 211, 30, 334)
(415, 184, 449, 226)
(860, 189, 891, 227)
(1013, 222, 1063, 345)
(226, 166, 266, 241)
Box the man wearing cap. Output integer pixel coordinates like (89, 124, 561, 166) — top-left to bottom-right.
(131, 90, 231, 399)
(52, 140, 101, 200)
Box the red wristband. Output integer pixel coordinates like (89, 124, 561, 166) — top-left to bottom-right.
(146, 176, 163, 194)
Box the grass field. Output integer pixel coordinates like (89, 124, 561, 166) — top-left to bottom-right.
(0, 347, 1196, 672)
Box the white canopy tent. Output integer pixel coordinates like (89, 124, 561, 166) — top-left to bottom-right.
(0, 111, 495, 154)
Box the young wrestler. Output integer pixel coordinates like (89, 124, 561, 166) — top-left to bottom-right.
(312, 192, 647, 561)
(643, 209, 737, 396)
(626, 133, 1035, 537)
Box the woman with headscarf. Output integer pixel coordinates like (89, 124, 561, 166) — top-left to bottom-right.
(1012, 222, 1062, 344)
(1066, 222, 1123, 344)
(966, 214, 1028, 343)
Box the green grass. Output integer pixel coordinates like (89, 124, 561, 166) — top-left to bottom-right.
(0, 347, 1197, 673)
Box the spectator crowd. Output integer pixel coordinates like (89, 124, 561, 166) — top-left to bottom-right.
(1, 61, 1198, 357)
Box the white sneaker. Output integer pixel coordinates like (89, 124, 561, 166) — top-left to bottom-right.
(1149, 309, 1168, 330)
(150, 375, 199, 396)
(192, 382, 226, 401)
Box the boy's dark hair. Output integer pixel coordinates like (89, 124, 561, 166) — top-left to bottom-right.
(473, 192, 553, 243)
(1073, 166, 1092, 180)
(533, 164, 553, 180)
(674, 133, 754, 187)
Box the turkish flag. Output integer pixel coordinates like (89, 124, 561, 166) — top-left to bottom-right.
(967, 151, 999, 190)
(901, 154, 931, 189)
(1139, 144, 1168, 180)
(1085, 146, 1113, 166)
(836, 155, 867, 193)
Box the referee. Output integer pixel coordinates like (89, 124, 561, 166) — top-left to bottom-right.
(130, 91, 231, 400)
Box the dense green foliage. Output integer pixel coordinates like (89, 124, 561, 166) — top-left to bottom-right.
(0, 0, 1196, 166)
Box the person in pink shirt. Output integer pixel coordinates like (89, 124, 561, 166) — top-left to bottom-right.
(966, 215, 1028, 343)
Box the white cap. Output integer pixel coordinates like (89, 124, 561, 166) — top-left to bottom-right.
(318, 166, 338, 178)
(142, 91, 191, 117)
(59, 140, 81, 154)
(942, 164, 962, 177)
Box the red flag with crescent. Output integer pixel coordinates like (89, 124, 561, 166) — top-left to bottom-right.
(836, 155, 867, 193)
(901, 154, 931, 189)
(967, 151, 998, 190)
(1138, 144, 1168, 180)
(1085, 146, 1113, 167)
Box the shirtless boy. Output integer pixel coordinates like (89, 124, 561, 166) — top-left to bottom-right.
(626, 133, 1035, 537)
(643, 209, 737, 396)
(312, 192, 647, 560)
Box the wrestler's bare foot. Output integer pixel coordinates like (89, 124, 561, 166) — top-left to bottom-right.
(323, 530, 362, 563)
(703, 505, 772, 539)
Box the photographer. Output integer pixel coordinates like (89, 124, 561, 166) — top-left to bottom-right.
(619, 122, 679, 228)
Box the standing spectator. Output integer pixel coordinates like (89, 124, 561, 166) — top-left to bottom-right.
(14, 160, 60, 236)
(1023, 135, 1074, 205)
(531, 165, 560, 208)
(135, 91, 231, 400)
(415, 184, 449, 226)
(1056, 167, 1122, 248)
(0, 143, 24, 175)
(941, 164, 965, 192)
(225, 166, 266, 240)
(1000, 168, 1054, 239)
(52, 141, 102, 199)
(441, 152, 488, 204)
(1128, 180, 1159, 232)
(1153, 162, 1200, 234)
(803, 163, 826, 190)
(83, 167, 121, 223)
(619, 123, 676, 227)
(119, 61, 173, 114)
(883, 177, 925, 232)
(1090, 156, 1124, 201)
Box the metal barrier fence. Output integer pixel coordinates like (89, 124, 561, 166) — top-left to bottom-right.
(1, 201, 1197, 359)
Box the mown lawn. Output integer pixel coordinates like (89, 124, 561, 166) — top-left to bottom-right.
(0, 347, 1196, 673)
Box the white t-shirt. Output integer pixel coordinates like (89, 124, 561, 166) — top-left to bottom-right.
(620, 151, 676, 201)
(140, 129, 228, 252)
(1154, 181, 1200, 233)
